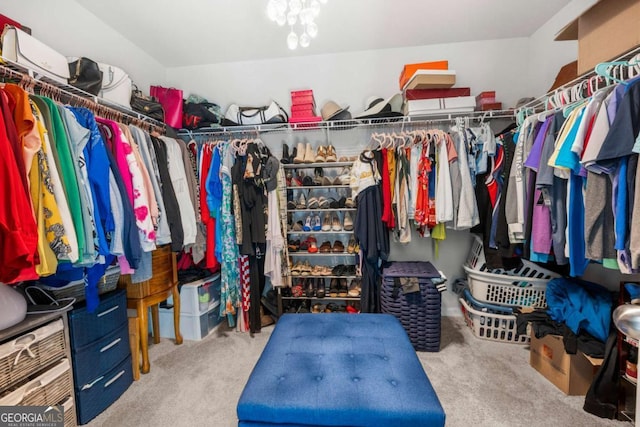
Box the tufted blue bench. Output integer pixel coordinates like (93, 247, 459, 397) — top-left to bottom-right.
(237, 313, 445, 427)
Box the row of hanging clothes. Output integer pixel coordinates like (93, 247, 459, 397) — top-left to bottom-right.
(0, 79, 200, 313)
(349, 117, 513, 312)
(503, 54, 640, 276)
(181, 133, 284, 333)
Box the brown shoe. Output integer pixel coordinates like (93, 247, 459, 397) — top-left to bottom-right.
(332, 240, 345, 253)
(319, 241, 332, 253)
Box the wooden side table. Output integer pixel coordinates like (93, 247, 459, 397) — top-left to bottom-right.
(118, 245, 182, 374)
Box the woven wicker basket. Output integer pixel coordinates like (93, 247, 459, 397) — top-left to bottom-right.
(62, 396, 77, 427)
(380, 262, 442, 352)
(0, 319, 66, 392)
(0, 358, 71, 406)
(34, 266, 120, 302)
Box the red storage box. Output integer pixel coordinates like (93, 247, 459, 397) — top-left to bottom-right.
(475, 91, 496, 105)
(291, 90, 316, 107)
(477, 102, 503, 111)
(405, 87, 471, 100)
(290, 89, 313, 97)
(289, 115, 322, 123)
(291, 95, 315, 105)
(291, 103, 316, 115)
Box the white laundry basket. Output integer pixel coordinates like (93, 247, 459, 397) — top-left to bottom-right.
(464, 235, 559, 309)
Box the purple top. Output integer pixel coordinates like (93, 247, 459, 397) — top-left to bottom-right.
(524, 116, 553, 171)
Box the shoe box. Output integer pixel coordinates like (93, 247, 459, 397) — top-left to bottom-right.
(157, 273, 222, 341)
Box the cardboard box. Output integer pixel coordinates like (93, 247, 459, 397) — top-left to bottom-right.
(403, 70, 456, 91)
(556, 0, 640, 75)
(529, 333, 603, 395)
(399, 60, 449, 91)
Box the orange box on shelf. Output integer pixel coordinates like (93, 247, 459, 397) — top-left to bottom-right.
(399, 60, 449, 91)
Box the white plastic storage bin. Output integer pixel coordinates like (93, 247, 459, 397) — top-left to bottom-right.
(158, 301, 222, 341)
(463, 235, 558, 308)
(165, 274, 221, 317)
(156, 274, 222, 341)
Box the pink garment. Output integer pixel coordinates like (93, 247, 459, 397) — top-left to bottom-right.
(97, 118, 134, 204)
(119, 126, 156, 250)
(531, 189, 552, 254)
(98, 118, 155, 251)
(120, 124, 159, 228)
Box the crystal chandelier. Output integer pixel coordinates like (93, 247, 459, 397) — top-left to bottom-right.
(266, 0, 328, 50)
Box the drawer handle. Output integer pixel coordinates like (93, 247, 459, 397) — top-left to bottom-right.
(81, 376, 104, 391)
(97, 305, 120, 317)
(24, 380, 43, 395)
(100, 338, 122, 353)
(12, 333, 37, 366)
(104, 370, 125, 388)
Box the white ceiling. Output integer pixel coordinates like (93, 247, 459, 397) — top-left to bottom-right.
(74, 0, 571, 67)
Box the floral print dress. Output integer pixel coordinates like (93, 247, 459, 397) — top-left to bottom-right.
(219, 142, 240, 325)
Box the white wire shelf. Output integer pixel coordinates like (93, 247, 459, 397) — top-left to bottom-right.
(176, 109, 515, 136)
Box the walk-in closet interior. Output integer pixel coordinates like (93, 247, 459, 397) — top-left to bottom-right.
(0, 1, 639, 426)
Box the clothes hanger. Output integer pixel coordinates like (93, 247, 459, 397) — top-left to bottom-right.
(594, 58, 640, 86)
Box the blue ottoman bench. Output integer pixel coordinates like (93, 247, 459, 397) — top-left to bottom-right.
(237, 314, 446, 427)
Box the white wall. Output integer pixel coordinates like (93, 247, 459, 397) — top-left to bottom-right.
(2, 0, 166, 91)
(527, 0, 599, 96)
(167, 38, 531, 115)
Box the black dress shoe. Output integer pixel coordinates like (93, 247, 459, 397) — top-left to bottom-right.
(281, 143, 291, 164)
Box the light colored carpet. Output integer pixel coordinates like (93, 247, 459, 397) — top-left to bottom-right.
(87, 316, 619, 427)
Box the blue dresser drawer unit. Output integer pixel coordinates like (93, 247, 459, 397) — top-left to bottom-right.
(68, 290, 128, 348)
(75, 354, 133, 425)
(68, 289, 131, 424)
(71, 322, 130, 388)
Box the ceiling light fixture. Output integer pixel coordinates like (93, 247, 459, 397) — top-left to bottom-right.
(267, 0, 327, 50)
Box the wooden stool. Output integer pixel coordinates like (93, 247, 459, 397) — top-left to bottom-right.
(118, 246, 183, 374)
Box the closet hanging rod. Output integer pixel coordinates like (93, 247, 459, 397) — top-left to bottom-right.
(516, 44, 640, 115)
(177, 109, 515, 136)
(0, 58, 166, 134)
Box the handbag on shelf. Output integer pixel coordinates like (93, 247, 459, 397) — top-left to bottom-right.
(67, 56, 103, 95)
(98, 62, 132, 108)
(130, 86, 164, 122)
(150, 85, 183, 128)
(224, 101, 288, 126)
(0, 25, 69, 84)
(182, 101, 223, 129)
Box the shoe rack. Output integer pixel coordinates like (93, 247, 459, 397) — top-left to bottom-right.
(278, 143, 362, 315)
